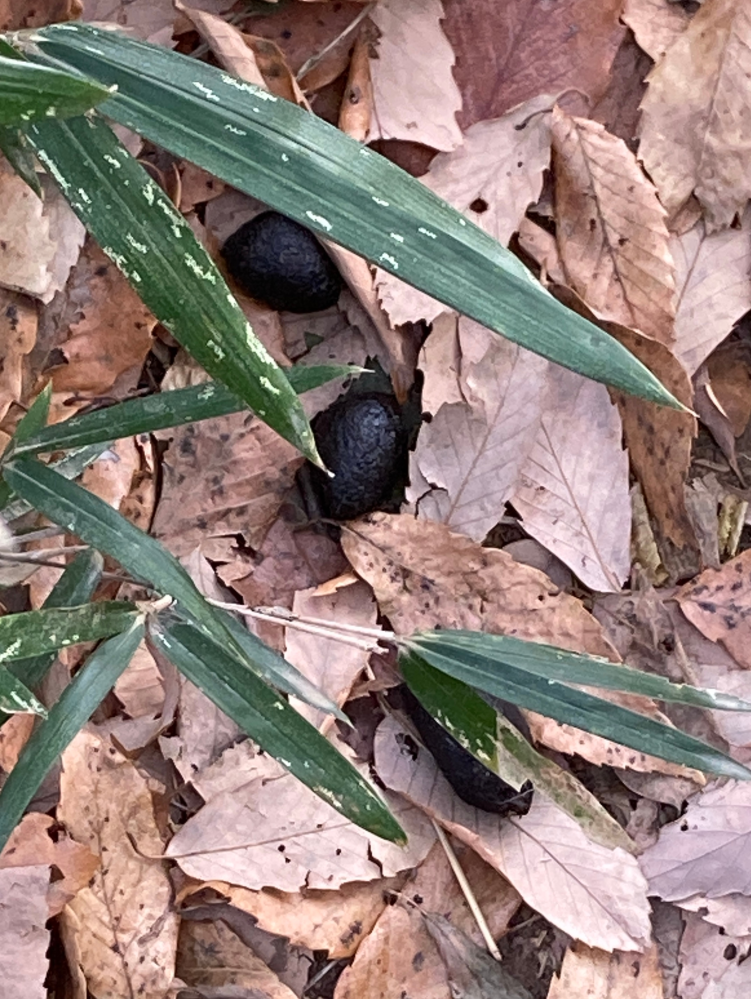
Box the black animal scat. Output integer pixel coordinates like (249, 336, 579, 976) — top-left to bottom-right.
(311, 393, 406, 520)
(401, 685, 534, 817)
(221, 210, 343, 313)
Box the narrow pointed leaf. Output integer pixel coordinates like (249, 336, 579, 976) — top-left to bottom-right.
(407, 641, 751, 780)
(0, 601, 137, 662)
(411, 630, 751, 712)
(21, 111, 318, 463)
(9, 364, 359, 458)
(151, 618, 404, 843)
(0, 671, 46, 717)
(3, 458, 256, 668)
(0, 550, 103, 728)
(0, 125, 41, 195)
(21, 23, 679, 408)
(0, 54, 111, 124)
(1, 442, 112, 518)
(0, 620, 144, 854)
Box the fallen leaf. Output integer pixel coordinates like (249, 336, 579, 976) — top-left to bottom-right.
(376, 94, 553, 326)
(638, 0, 751, 230)
(672, 212, 751, 376)
(0, 159, 84, 304)
(512, 364, 631, 593)
(641, 780, 751, 902)
(707, 341, 751, 437)
(367, 0, 462, 152)
(623, 0, 692, 62)
(677, 909, 751, 998)
(0, 289, 37, 425)
(338, 31, 373, 140)
(152, 411, 303, 558)
(340, 512, 618, 657)
(547, 940, 664, 999)
(676, 549, 751, 669)
(0, 865, 49, 999)
(374, 715, 652, 952)
(591, 31, 652, 148)
(285, 581, 377, 728)
(678, 893, 751, 937)
(177, 917, 299, 997)
(552, 107, 676, 344)
(166, 742, 434, 892)
(409, 319, 548, 543)
(443, 0, 624, 129)
(58, 730, 178, 999)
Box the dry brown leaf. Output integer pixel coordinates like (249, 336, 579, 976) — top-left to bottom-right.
(590, 31, 652, 148)
(50, 242, 155, 398)
(0, 865, 50, 999)
(335, 903, 450, 999)
(178, 161, 225, 214)
(1, 0, 79, 29)
(0, 813, 99, 918)
(0, 712, 34, 772)
(248, 0, 367, 77)
(177, 917, 298, 998)
(0, 288, 37, 424)
(340, 512, 617, 656)
(338, 31, 373, 140)
(678, 893, 751, 937)
(166, 742, 434, 892)
(638, 0, 751, 230)
(623, 0, 692, 62)
(678, 909, 751, 997)
(376, 94, 553, 326)
(285, 581, 376, 728)
(552, 108, 676, 344)
(408, 319, 548, 542)
(58, 730, 178, 998)
(205, 876, 404, 959)
(175, 0, 265, 85)
(0, 160, 84, 304)
(547, 941, 664, 999)
(443, 0, 624, 130)
(706, 341, 751, 437)
(672, 212, 751, 376)
(375, 715, 651, 952)
(367, 0, 462, 152)
(152, 411, 302, 558)
(677, 550, 751, 669)
(79, 437, 139, 511)
(512, 365, 631, 593)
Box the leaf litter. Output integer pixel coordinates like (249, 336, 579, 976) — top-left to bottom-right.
(7, 0, 751, 997)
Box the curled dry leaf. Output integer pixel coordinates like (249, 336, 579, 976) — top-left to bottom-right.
(638, 0, 751, 230)
(376, 93, 553, 326)
(552, 107, 676, 345)
(672, 211, 751, 376)
(623, 0, 692, 62)
(442, 0, 625, 129)
(58, 730, 178, 999)
(367, 0, 462, 152)
(512, 364, 631, 593)
(375, 715, 652, 952)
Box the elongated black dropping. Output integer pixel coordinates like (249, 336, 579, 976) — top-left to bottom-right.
(311, 393, 406, 520)
(401, 685, 534, 816)
(221, 210, 343, 313)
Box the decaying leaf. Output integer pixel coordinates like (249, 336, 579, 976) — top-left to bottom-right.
(638, 0, 751, 230)
(367, 0, 462, 152)
(547, 940, 664, 999)
(552, 107, 676, 345)
(677, 549, 751, 669)
(623, 0, 692, 62)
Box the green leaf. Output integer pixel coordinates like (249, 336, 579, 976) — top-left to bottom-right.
(0, 620, 144, 854)
(0, 671, 47, 717)
(21, 112, 319, 464)
(3, 458, 272, 672)
(2, 549, 103, 715)
(0, 601, 138, 662)
(0, 54, 111, 125)
(1, 442, 112, 518)
(9, 364, 359, 458)
(21, 23, 680, 409)
(0, 383, 51, 508)
(409, 640, 751, 780)
(401, 650, 635, 852)
(150, 617, 404, 843)
(0, 125, 41, 195)
(410, 630, 751, 712)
